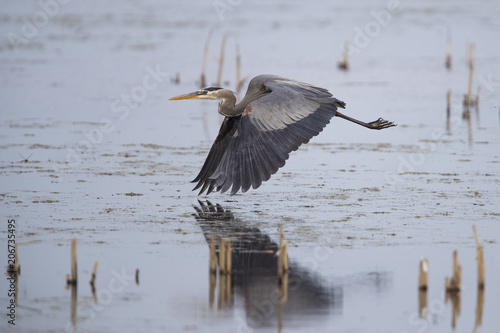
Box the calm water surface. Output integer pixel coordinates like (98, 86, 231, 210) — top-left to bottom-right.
(1, 1, 499, 332)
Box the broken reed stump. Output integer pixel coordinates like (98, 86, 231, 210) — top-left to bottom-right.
(418, 258, 429, 291)
(170, 72, 180, 85)
(445, 250, 461, 292)
(338, 42, 349, 71)
(472, 225, 485, 289)
(66, 238, 78, 285)
(135, 269, 140, 285)
(445, 30, 452, 69)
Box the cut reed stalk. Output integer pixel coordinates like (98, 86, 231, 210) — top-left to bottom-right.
(445, 250, 461, 292)
(338, 42, 349, 70)
(472, 225, 485, 289)
(66, 238, 78, 285)
(418, 258, 429, 291)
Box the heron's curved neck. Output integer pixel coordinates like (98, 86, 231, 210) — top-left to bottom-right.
(217, 90, 240, 117)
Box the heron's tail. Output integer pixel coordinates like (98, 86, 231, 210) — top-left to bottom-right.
(334, 98, 346, 109)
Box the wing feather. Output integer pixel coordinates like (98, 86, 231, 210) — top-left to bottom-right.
(192, 116, 240, 195)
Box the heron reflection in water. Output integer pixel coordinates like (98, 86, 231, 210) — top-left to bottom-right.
(170, 75, 396, 195)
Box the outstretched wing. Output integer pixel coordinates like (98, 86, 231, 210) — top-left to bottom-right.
(192, 116, 240, 195)
(200, 75, 345, 195)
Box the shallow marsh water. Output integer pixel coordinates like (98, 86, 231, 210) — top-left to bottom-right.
(1, 1, 500, 332)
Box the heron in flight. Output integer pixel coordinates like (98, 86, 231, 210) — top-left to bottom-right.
(169, 75, 396, 195)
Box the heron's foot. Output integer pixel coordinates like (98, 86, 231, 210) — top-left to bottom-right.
(367, 118, 397, 130)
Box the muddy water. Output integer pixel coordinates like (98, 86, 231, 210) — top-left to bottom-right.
(1, 0, 500, 332)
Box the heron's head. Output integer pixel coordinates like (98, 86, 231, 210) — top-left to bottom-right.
(168, 87, 224, 101)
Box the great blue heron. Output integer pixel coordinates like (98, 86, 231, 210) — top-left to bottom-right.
(169, 74, 396, 195)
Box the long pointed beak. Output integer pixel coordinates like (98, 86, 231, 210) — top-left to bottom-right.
(168, 92, 199, 100)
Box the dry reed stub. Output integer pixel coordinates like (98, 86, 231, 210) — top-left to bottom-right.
(445, 250, 461, 292)
(472, 225, 485, 289)
(135, 269, 140, 285)
(66, 238, 78, 285)
(171, 73, 180, 85)
(338, 42, 349, 71)
(445, 31, 452, 69)
(418, 258, 429, 291)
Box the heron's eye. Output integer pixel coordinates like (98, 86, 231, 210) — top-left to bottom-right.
(198, 90, 208, 95)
